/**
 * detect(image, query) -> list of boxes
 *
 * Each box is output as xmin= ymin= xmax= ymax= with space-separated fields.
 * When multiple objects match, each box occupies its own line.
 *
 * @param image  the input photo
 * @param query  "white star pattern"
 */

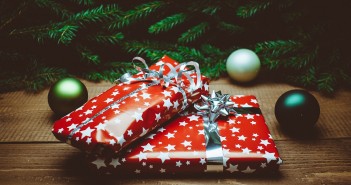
xmin=95 ymin=123 xmax=106 ymax=130
xmin=242 ymin=166 xmax=256 ymax=174
xmin=92 ymin=158 xmax=105 ymax=169
xmin=230 ymin=127 xmax=240 ymax=133
xmin=132 ymin=112 xmax=143 ymax=122
xmin=117 ymin=135 xmax=126 ymax=146
xmin=54 ymin=78 xmax=282 ymax=175
xmin=176 ymin=161 xmax=182 ymax=167
xmin=155 ymin=113 xmax=161 ymax=122
xmin=127 ymin=130 xmax=133 ymax=136
xmin=242 ymin=147 xmax=252 ymax=154
xmin=104 ymin=98 xmax=114 ymax=104
xmin=181 ymin=140 xmax=192 ymax=147
xmin=188 ymin=115 xmax=199 ymax=121
xmin=67 ymin=123 xmax=78 ymax=131
xmin=238 ymin=135 xmax=247 ymax=141
xmin=80 ymin=127 xmax=94 ymax=139
xmin=173 ymin=100 xmax=180 ymax=109
xmin=165 ymin=132 xmax=175 ymax=139
xmin=263 ymin=151 xmax=276 ymax=163
xmin=135 ymin=152 xmax=147 ymax=161
xmin=179 ymin=121 xmax=188 ymax=126
xmin=226 ymin=164 xmax=239 ymax=173
xmin=110 ymin=158 xmax=121 ymax=167
xmin=141 ymin=143 xmax=155 ymax=152
xmin=260 ymin=139 xmax=271 ymax=146
xmin=140 ymin=92 xmax=151 ymax=99
xmin=163 ymin=98 xmax=173 ymax=109
xmin=164 ymin=144 xmax=175 ymax=151
xmin=161 ymin=90 xmax=172 ymax=97
xmin=157 ymin=152 xmax=170 ymax=163
xmin=245 ymin=114 xmax=254 ymax=119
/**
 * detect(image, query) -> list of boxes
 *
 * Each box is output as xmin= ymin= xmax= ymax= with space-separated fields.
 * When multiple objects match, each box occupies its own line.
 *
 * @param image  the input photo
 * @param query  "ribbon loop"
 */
xmin=116 ymin=56 xmax=202 ymax=111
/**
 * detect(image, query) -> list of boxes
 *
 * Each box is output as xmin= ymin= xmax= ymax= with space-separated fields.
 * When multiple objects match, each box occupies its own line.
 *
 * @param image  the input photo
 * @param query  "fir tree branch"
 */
xmin=108 ymin=1 xmax=165 ymax=30
xmin=67 ymin=4 xmax=122 ymax=26
xmin=34 ymin=0 xmax=72 ymax=18
xmin=91 ymin=32 xmax=124 ymax=44
xmin=78 ymin=46 xmax=101 ymax=65
xmin=317 ymin=73 xmax=336 ymax=94
xmin=70 ymin=0 xmax=94 ymax=6
xmin=0 ymin=1 xmax=28 ymax=31
xmin=48 ymin=24 xmax=78 ymax=44
xmin=217 ymin=21 xmax=244 ymax=34
xmin=148 ymin=13 xmax=187 ymax=34
xmin=178 ymin=22 xmax=209 ymax=43
xmin=202 ymin=6 xmax=221 ymax=15
xmin=236 ymin=1 xmax=272 ymax=18
xmin=255 ymin=40 xmax=303 ymax=57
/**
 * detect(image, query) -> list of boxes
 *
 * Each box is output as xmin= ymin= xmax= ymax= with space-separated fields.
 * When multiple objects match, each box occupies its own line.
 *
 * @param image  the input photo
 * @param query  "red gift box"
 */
xmin=87 ymin=94 xmax=282 ymax=174
xmin=52 ymin=56 xmax=209 ymax=154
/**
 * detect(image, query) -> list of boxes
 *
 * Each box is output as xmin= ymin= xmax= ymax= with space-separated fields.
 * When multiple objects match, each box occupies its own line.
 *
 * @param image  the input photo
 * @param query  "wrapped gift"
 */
xmin=87 ymin=92 xmax=282 ymax=174
xmin=52 ymin=55 xmax=209 ymax=154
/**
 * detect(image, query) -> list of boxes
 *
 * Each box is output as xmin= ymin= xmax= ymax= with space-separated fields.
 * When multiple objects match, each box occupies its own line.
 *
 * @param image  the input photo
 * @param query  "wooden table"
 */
xmin=1 ymin=78 xmax=350 ymax=185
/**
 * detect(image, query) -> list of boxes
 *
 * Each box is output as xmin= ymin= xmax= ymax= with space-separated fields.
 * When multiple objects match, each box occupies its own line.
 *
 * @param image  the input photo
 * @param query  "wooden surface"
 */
xmin=1 ymin=78 xmax=351 ymax=185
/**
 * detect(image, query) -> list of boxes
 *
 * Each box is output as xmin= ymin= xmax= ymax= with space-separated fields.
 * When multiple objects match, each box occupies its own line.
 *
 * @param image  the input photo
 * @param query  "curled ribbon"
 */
xmin=194 ymin=91 xmax=237 ymax=146
xmin=117 ymin=57 xmax=202 ymax=92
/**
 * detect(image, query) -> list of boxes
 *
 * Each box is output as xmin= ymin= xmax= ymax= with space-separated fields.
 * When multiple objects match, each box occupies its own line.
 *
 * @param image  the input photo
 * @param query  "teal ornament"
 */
xmin=226 ymin=49 xmax=261 ymax=82
xmin=48 ymin=77 xmax=88 ymax=116
xmin=275 ymin=89 xmax=320 ymax=131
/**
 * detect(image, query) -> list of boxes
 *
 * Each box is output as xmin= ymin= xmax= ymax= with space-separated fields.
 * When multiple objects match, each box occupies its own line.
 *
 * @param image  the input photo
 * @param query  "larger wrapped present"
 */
xmin=87 ymin=92 xmax=282 ymax=174
xmin=52 ymin=55 xmax=209 ymax=154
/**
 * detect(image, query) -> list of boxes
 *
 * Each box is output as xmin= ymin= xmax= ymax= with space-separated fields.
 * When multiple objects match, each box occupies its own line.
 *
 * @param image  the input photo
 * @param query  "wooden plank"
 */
xmin=1 ymin=78 xmax=351 ymax=142
xmin=0 ymin=140 xmax=350 ymax=185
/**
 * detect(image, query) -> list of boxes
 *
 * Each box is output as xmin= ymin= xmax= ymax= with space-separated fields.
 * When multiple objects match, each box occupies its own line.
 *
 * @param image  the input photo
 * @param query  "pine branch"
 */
xmin=48 ymin=24 xmax=78 ymax=45
xmin=236 ymin=1 xmax=272 ymax=18
xmin=91 ymin=32 xmax=124 ymax=44
xmin=255 ymin=40 xmax=303 ymax=57
xmin=148 ymin=13 xmax=187 ymax=34
xmin=317 ymin=73 xmax=336 ymax=94
xmin=109 ymin=1 xmax=165 ymax=30
xmin=67 ymin=4 xmax=122 ymax=26
xmin=79 ymin=46 xmax=101 ymax=65
xmin=178 ymin=46 xmax=205 ymax=61
xmin=34 ymin=0 xmax=72 ymax=18
xmin=178 ymin=22 xmax=209 ymax=43
xmin=217 ymin=21 xmax=244 ymax=34
xmin=70 ymin=0 xmax=94 ymax=6
xmin=0 ymin=1 xmax=28 ymax=31
xmin=202 ymin=6 xmax=220 ymax=15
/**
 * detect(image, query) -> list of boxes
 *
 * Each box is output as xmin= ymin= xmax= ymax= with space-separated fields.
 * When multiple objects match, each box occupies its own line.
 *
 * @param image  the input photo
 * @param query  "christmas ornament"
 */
xmin=275 ymin=89 xmax=320 ymax=131
xmin=226 ymin=49 xmax=261 ymax=82
xmin=48 ymin=77 xmax=88 ymax=116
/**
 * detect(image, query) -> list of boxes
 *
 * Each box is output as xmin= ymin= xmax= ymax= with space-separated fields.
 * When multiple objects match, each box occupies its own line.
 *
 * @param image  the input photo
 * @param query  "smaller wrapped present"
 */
xmin=52 ymin=55 xmax=209 ymax=155
xmin=87 ymin=92 xmax=282 ymax=175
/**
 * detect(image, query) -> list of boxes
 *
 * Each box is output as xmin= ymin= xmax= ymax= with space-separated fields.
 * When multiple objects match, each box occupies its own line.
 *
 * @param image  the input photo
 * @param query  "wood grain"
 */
xmin=0 ymin=78 xmax=351 ymax=184
xmin=0 ymin=140 xmax=350 ymax=185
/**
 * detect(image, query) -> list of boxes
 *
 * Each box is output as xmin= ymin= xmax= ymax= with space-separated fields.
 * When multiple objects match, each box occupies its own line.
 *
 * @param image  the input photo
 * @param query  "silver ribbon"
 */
xmin=67 ymin=57 xmax=202 ymax=143
xmin=194 ymin=91 xmax=236 ymax=171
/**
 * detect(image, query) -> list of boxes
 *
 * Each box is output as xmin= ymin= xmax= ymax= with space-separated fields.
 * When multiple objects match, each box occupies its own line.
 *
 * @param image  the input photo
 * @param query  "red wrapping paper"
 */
xmin=52 ymin=55 xmax=209 ymax=154
xmin=87 ymin=95 xmax=282 ymax=174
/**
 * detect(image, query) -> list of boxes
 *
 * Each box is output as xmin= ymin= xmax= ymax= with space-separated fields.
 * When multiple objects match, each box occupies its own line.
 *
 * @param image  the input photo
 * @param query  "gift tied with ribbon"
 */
xmin=195 ymin=91 xmax=262 ymax=172
xmin=117 ymin=57 xmax=202 ymax=111
xmin=64 ymin=56 xmax=205 ymax=154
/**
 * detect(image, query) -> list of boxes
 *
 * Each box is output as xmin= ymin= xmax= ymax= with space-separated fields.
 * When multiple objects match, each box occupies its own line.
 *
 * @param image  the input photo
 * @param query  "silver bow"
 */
xmin=117 ymin=57 xmax=201 ymax=92
xmin=194 ymin=91 xmax=236 ymax=146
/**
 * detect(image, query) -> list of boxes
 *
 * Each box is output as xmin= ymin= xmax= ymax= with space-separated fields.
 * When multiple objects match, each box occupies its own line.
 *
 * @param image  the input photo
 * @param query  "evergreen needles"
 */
xmin=0 ymin=0 xmax=350 ymax=94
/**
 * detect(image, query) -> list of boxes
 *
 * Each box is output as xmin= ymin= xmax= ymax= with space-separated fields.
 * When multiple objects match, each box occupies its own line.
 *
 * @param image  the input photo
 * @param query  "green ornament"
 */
xmin=48 ymin=77 xmax=88 ymax=116
xmin=275 ymin=89 xmax=320 ymax=132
